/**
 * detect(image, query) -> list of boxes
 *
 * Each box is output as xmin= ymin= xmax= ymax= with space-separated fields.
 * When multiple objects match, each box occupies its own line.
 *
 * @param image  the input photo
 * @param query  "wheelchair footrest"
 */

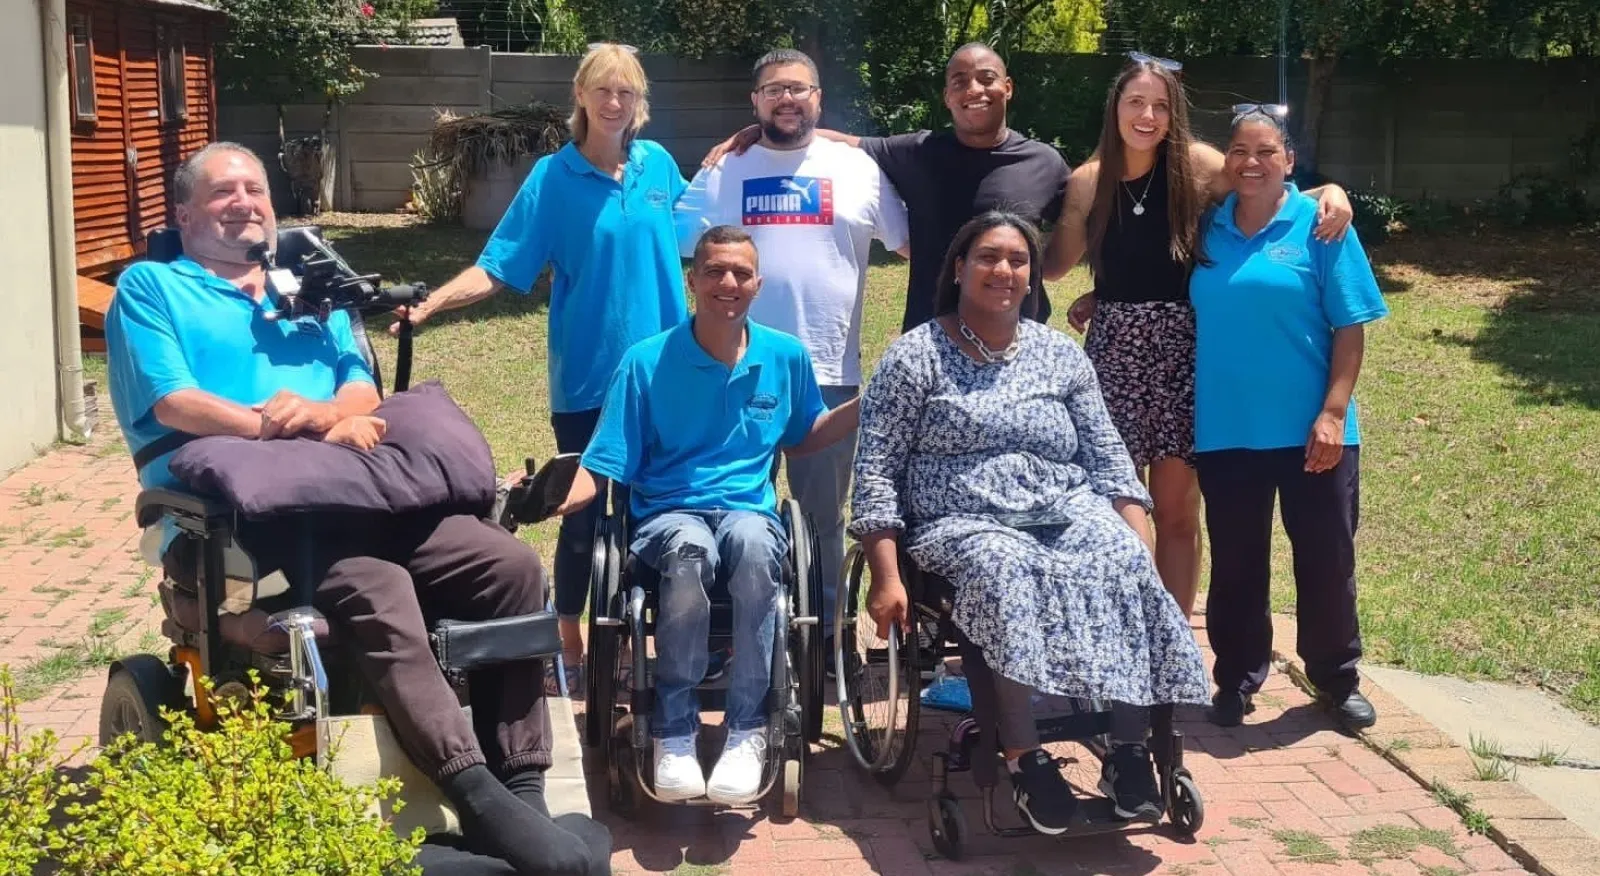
xmin=430 ymin=611 xmax=561 ymax=675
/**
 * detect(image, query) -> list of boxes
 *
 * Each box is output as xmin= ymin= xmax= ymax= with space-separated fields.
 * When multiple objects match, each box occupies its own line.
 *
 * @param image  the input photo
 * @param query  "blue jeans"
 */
xmin=550 ymin=409 xmax=629 ymax=621
xmin=630 ymin=510 xmax=786 ymax=739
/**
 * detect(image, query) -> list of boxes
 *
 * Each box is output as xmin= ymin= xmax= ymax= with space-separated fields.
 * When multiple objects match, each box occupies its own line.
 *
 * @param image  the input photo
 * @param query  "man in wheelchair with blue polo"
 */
xmin=103 ymin=141 xmax=610 ymax=876
xmin=554 ymin=225 xmax=857 ymax=805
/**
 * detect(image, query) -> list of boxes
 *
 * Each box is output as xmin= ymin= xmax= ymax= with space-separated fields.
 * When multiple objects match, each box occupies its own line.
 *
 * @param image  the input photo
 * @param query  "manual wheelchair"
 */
xmin=832 ymin=542 xmax=1205 ymax=860
xmin=579 ymin=481 xmax=827 ymax=819
xmin=97 ymin=226 xmax=576 ymax=834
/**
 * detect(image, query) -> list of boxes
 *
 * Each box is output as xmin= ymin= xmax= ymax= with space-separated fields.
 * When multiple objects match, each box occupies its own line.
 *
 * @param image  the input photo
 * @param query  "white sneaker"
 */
xmin=652 ymin=734 xmax=705 ymax=801
xmin=706 ymin=727 xmax=768 ymax=805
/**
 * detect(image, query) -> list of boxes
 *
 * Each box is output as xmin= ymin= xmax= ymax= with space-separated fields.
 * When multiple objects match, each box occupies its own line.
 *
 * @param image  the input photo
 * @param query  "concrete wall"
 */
xmin=220 ymin=47 xmax=1599 ymax=213
xmin=0 ymin=0 xmax=64 ymax=473
xmin=220 ymin=47 xmax=756 ymax=213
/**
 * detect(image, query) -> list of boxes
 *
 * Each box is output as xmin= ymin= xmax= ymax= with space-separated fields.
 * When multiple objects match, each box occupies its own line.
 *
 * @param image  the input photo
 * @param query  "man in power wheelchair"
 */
xmin=98 ymin=141 xmax=610 ymax=876
xmin=553 ymin=226 xmax=848 ymax=814
xmin=834 ymin=211 xmax=1210 ymax=857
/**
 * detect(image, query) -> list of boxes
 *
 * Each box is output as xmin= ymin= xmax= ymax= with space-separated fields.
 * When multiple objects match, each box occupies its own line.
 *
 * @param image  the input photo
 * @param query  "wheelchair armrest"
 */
xmin=429 ymin=611 xmax=562 ymax=675
xmin=135 ymin=488 xmax=232 ymax=532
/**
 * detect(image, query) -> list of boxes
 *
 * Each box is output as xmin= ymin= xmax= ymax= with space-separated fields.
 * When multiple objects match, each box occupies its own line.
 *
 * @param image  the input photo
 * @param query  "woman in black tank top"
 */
xmin=1041 ymin=55 xmax=1354 ymax=625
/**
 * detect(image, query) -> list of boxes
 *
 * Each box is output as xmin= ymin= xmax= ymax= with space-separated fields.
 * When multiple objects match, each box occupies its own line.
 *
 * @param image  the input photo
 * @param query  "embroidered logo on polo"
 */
xmin=745 ymin=392 xmax=780 ymax=421
xmin=742 ymin=176 xmax=833 ymax=226
xmin=1264 ymin=241 xmax=1307 ymax=264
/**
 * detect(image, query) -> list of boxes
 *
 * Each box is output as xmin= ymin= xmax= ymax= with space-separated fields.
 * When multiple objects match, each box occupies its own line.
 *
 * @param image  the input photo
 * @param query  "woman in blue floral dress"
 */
xmin=849 ymin=211 xmax=1208 ymax=834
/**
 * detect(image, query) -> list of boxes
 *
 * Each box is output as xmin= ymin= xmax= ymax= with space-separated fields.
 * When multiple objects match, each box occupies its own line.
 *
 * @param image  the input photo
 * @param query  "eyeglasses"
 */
xmin=1128 ymin=51 xmax=1182 ymax=72
xmin=755 ymin=83 xmax=819 ymax=100
xmin=587 ymin=42 xmax=639 ymax=55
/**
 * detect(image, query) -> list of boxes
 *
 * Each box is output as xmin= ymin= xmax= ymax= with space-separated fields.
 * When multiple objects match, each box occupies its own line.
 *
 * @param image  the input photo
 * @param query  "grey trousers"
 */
xmin=781 ymin=384 xmax=857 ymax=634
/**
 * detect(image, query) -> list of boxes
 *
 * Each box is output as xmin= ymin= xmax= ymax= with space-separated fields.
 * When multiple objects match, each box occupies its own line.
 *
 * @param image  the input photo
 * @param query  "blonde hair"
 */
xmin=569 ymin=43 xmax=651 ymax=146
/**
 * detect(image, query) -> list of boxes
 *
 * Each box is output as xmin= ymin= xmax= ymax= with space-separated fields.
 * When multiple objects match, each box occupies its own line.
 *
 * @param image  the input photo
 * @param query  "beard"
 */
xmin=761 ymin=113 xmax=816 ymax=147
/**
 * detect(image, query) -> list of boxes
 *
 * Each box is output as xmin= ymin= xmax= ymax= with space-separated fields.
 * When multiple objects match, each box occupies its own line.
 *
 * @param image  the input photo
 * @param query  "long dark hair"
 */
xmin=1085 ymin=58 xmax=1206 ymax=278
xmin=933 ymin=211 xmax=1047 ymax=320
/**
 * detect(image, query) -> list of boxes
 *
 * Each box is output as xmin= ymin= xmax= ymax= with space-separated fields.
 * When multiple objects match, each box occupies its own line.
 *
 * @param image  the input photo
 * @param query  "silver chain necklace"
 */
xmin=1122 ymin=167 xmax=1156 ymax=216
xmin=957 ymin=317 xmax=1020 ymax=364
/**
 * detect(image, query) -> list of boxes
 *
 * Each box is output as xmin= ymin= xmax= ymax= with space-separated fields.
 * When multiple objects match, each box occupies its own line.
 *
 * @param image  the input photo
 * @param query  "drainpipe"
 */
xmin=39 ymin=0 xmax=92 ymax=441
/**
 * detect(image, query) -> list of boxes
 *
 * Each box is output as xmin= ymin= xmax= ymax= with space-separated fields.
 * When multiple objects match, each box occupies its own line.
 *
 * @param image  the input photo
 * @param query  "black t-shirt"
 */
xmin=1094 ymin=150 xmax=1192 ymax=304
xmin=861 ymin=129 xmax=1070 ymax=331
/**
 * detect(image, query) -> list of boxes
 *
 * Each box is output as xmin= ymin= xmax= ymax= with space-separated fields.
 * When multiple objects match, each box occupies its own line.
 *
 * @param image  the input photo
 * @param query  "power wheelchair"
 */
xmin=97 ymin=226 xmax=577 ymax=833
xmin=833 ymin=542 xmax=1205 ymax=860
xmin=580 ymin=481 xmax=827 ymax=819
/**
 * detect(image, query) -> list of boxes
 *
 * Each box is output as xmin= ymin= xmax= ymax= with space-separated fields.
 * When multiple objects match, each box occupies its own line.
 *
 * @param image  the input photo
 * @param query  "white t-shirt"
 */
xmin=674 ymin=139 xmax=910 ymax=387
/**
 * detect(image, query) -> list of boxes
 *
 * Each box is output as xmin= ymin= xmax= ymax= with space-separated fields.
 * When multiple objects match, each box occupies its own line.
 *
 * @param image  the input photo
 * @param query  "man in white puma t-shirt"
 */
xmin=675 ymin=48 xmax=909 ymax=638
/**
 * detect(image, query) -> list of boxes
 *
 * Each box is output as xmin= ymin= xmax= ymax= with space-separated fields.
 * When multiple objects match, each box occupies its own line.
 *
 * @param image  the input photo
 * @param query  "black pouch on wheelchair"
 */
xmin=429 ymin=612 xmax=563 ymax=677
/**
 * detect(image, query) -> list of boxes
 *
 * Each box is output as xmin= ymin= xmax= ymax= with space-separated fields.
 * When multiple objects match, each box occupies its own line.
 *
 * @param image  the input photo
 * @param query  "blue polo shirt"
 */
xmin=104 ymin=256 xmax=375 ymax=492
xmin=1190 ymin=184 xmax=1389 ymax=453
xmin=581 ymin=320 xmax=828 ymax=523
xmin=477 ymin=139 xmax=691 ymax=414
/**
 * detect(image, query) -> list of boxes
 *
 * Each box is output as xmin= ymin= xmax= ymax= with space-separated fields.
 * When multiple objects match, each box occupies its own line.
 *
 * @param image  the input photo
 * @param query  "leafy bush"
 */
xmin=49 ymin=676 xmax=426 ymax=876
xmin=1347 ymin=189 xmax=1404 ymax=246
xmin=1492 ymin=172 xmax=1594 ymax=228
xmin=0 ymin=666 xmax=80 ymax=876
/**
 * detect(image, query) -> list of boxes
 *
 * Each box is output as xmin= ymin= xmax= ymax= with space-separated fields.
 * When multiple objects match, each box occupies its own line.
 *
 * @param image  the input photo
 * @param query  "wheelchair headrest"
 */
xmin=144 ymin=225 xmax=327 ymax=264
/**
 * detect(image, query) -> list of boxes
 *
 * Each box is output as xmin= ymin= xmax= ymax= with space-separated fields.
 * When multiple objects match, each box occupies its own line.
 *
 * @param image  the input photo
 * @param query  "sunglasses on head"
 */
xmin=1128 ymin=51 xmax=1183 ymax=72
xmin=587 ymin=42 xmax=640 ymax=55
xmin=1232 ymin=102 xmax=1290 ymax=121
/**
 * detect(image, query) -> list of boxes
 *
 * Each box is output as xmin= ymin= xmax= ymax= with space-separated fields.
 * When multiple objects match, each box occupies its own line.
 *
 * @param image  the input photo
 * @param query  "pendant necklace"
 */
xmin=1123 ymin=167 xmax=1156 ymax=216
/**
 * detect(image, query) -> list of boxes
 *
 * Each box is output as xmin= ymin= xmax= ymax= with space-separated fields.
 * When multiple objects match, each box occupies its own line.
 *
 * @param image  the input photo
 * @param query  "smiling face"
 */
xmin=1116 ymin=70 xmax=1172 ymax=155
xmin=956 ymin=225 xmax=1033 ymax=318
xmin=577 ymin=75 xmax=639 ymax=144
xmin=1225 ymin=119 xmax=1294 ymax=200
xmin=174 ymin=149 xmax=275 ymax=265
xmin=690 ymin=240 xmax=762 ymax=324
xmin=752 ymin=62 xmax=820 ymax=147
xmin=943 ymin=46 xmax=1012 ymax=139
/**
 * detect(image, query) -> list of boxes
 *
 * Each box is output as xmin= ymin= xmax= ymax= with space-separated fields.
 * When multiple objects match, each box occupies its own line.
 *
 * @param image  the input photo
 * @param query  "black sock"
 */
xmin=552 ymin=813 xmax=613 ymax=876
xmin=501 ymin=764 xmax=549 ymax=818
xmin=441 ymin=764 xmax=591 ymax=876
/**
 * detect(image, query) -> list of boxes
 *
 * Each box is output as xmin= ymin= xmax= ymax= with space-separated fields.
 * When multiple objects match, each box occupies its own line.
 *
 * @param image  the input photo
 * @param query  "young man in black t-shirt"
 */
xmin=707 ymin=43 xmax=1070 ymax=332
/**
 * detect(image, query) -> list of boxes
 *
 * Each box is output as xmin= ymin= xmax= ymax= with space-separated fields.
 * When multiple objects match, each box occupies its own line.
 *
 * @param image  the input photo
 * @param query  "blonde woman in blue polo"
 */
xmin=409 ymin=44 xmax=690 ymax=681
xmin=1189 ymin=107 xmax=1389 ymax=732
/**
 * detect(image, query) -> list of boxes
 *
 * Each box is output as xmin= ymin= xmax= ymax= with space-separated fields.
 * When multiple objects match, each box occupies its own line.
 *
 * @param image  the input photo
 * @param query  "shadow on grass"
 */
xmin=1373 ymin=228 xmax=1600 ymax=410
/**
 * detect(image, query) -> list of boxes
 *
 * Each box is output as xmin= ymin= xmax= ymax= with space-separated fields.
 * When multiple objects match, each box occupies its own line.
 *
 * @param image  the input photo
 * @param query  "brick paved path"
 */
xmin=1 ymin=434 xmax=1535 ymax=876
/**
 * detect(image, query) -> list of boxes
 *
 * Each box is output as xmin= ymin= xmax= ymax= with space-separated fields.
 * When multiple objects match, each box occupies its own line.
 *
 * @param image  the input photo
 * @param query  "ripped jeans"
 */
xmin=630 ymin=510 xmax=786 ymax=739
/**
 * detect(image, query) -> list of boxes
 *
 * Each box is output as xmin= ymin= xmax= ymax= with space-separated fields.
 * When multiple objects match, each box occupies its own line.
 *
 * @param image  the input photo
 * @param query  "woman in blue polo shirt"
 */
xmin=1189 ymin=107 xmax=1389 ymax=732
xmin=404 ymin=43 xmax=690 ymax=680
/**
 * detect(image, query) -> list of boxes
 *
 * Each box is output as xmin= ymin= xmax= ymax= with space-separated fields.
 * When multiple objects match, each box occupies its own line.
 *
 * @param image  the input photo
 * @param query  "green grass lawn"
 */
xmin=320 ymin=214 xmax=1600 ymax=720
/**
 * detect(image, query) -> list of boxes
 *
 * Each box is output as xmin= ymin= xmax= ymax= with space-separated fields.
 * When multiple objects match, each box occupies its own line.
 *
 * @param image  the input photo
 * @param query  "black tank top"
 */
xmin=1092 ymin=152 xmax=1191 ymax=304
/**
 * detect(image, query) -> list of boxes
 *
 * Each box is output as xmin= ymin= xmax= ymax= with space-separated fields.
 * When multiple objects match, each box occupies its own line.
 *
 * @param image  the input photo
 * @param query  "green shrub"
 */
xmin=1348 ymin=189 xmax=1404 ymax=246
xmin=50 ymin=676 xmax=426 ymax=876
xmin=0 ymin=666 xmax=80 ymax=876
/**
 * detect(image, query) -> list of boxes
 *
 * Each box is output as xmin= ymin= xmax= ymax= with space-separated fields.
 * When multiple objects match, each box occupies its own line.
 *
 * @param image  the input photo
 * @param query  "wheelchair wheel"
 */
xmin=584 ymin=517 xmax=623 ymax=750
xmin=1170 ymin=772 xmax=1204 ymax=836
xmin=928 ymin=795 xmax=968 ymax=861
xmin=99 ymin=655 xmax=182 ymax=746
xmin=781 ymin=499 xmax=825 ymax=745
xmin=834 ymin=544 xmax=920 ymax=785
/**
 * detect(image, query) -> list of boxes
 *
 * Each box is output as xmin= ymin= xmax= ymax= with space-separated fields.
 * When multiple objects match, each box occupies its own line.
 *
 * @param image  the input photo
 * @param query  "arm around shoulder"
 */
xmin=1044 ymin=161 xmax=1097 ymax=280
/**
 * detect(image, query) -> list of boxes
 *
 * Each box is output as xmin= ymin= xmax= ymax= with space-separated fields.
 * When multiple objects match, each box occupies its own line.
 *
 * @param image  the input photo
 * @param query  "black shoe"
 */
xmin=1099 ymin=743 xmax=1163 ymax=823
xmin=1009 ymin=748 xmax=1078 ymax=835
xmin=703 ymin=646 xmax=732 ymax=683
xmin=1206 ymin=690 xmax=1255 ymax=727
xmin=1325 ymin=690 xmax=1377 ymax=729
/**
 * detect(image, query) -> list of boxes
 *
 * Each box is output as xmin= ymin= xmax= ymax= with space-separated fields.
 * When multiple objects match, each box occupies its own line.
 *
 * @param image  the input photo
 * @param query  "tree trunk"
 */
xmin=1299 ymin=54 xmax=1337 ymax=181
